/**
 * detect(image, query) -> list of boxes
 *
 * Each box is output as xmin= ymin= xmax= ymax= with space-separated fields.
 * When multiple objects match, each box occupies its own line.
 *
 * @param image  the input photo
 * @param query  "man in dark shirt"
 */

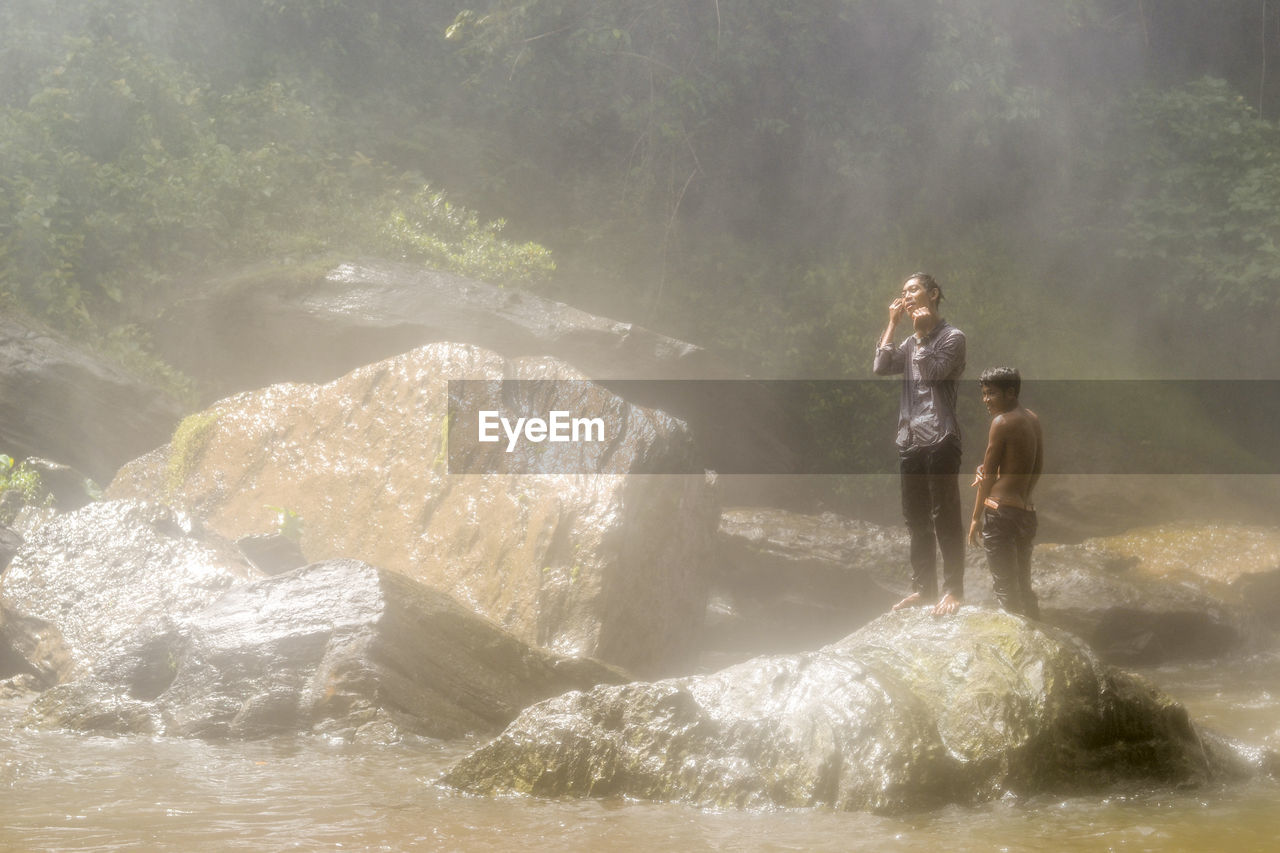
xmin=873 ymin=273 xmax=967 ymax=616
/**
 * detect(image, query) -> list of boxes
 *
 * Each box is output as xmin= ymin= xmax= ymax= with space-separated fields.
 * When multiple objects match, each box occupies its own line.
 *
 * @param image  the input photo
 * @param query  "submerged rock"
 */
xmin=108 ymin=343 xmax=718 ymax=675
xmin=0 ymin=314 xmax=182 ymax=483
xmin=24 ymin=559 xmax=626 ymax=740
xmin=443 ymin=609 xmax=1259 ymax=813
xmin=0 ymin=500 xmax=259 ymax=685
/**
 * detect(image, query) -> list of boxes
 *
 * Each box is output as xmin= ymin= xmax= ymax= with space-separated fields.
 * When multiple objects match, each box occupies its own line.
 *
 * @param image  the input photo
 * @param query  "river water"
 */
xmin=1 ymin=650 xmax=1277 ymax=853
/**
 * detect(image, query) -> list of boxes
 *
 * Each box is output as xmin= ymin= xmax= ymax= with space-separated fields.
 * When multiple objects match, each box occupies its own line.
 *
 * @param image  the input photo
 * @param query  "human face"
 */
xmin=981 ymin=384 xmax=1016 ymax=415
xmin=901 ymin=278 xmax=935 ymax=313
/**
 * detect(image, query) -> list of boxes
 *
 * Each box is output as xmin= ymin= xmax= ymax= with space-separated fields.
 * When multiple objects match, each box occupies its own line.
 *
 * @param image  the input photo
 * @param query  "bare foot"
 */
xmin=932 ymin=592 xmax=961 ymax=616
xmin=892 ymin=591 xmax=931 ymax=611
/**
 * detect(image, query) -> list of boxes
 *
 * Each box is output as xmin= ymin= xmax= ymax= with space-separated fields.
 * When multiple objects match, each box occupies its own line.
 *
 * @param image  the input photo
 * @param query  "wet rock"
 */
xmin=1031 ymin=476 xmax=1280 ymax=544
xmin=24 ymin=559 xmax=628 ymax=740
xmin=988 ymin=544 xmax=1266 ymax=665
xmin=961 ymin=524 xmax=1279 ymax=664
xmin=19 ymin=457 xmax=97 ymax=512
xmin=0 ymin=526 xmax=20 ymax=572
xmin=0 ymin=672 xmax=43 ymax=699
xmin=0 ymin=604 xmax=42 ymax=683
xmin=1066 ymin=524 xmax=1280 ymax=631
xmin=0 ymin=457 xmax=97 ymax=526
xmin=443 ymin=609 xmax=1258 ymax=812
xmin=0 ymin=314 xmax=183 ymax=483
xmin=0 ymin=500 xmax=259 ymax=685
xmin=1234 ymin=569 xmax=1280 ymax=628
xmin=108 ymin=343 xmax=718 ymax=675
xmin=703 ymin=508 xmax=901 ymax=665
xmin=236 ymin=533 xmax=307 ymax=576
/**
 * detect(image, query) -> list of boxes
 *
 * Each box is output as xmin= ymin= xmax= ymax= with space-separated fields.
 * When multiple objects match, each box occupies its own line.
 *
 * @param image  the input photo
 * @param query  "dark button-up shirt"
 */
xmin=873 ymin=320 xmax=966 ymax=450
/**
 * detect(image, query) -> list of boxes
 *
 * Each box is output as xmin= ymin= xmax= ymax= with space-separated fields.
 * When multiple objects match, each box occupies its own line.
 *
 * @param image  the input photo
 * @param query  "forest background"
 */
xmin=2 ymin=0 xmax=1278 ymax=486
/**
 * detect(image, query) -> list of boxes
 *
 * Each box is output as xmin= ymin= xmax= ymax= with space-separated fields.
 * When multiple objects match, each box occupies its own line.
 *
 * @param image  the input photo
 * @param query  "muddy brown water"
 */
xmin=1 ymin=649 xmax=1277 ymax=852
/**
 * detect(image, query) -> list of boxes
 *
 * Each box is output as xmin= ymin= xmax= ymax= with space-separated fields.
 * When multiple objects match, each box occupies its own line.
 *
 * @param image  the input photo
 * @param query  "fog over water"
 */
xmin=2 ymin=2 xmax=1279 ymax=851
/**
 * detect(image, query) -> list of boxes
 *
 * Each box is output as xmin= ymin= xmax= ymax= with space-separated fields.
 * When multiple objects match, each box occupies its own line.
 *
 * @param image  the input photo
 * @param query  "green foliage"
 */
xmin=265 ymin=504 xmax=305 ymax=543
xmin=379 ymin=187 xmax=554 ymax=287
xmin=0 ymin=455 xmax=47 ymax=524
xmin=1110 ymin=78 xmax=1280 ymax=312
xmin=1064 ymin=77 xmax=1280 ymax=373
xmin=2 ymin=0 xmax=1277 ymax=395
xmin=165 ymin=411 xmax=219 ymax=494
xmin=0 ymin=3 xmax=553 ymax=366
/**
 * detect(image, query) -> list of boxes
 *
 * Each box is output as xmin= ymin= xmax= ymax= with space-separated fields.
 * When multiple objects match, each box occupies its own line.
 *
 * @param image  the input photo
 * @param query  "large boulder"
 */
xmin=991 ymin=543 xmax=1269 ymax=665
xmin=108 ymin=343 xmax=719 ymax=675
xmin=1068 ymin=524 xmax=1280 ymax=628
xmin=0 ymin=314 xmax=183 ymax=483
xmin=708 ymin=509 xmax=1267 ymax=667
xmin=0 ymin=500 xmax=259 ymax=685
xmin=1030 ymin=475 xmax=1280 ymax=545
xmin=443 ymin=608 xmax=1266 ymax=813
xmin=23 ymin=559 xmax=626 ymax=740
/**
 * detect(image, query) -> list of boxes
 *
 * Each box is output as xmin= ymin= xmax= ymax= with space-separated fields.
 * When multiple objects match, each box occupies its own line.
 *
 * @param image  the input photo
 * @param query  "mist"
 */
xmin=5 ymin=2 xmax=1280 ymax=849
xmin=0 ymin=0 xmax=1275 ymax=384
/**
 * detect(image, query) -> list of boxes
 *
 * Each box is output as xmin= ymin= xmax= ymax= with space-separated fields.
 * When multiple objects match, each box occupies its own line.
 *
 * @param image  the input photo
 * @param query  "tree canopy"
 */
xmin=1 ymin=0 xmax=1277 ymax=381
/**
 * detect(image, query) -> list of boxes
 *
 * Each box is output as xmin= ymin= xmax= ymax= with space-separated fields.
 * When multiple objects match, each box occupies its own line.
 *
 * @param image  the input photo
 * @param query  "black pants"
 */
xmin=899 ymin=437 xmax=964 ymax=600
xmin=982 ymin=504 xmax=1038 ymax=618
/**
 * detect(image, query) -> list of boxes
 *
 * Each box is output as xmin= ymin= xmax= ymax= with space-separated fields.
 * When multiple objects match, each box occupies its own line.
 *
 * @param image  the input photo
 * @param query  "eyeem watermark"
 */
xmin=478 ymin=410 xmax=606 ymax=452
xmin=449 ymin=378 xmax=1280 ymax=474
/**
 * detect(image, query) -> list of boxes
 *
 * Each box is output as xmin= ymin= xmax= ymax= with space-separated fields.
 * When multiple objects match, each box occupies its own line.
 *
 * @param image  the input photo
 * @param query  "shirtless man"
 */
xmin=969 ymin=367 xmax=1043 ymax=618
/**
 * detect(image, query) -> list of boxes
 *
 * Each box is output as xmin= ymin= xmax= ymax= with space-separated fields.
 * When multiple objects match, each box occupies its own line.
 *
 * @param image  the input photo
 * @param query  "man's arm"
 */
xmin=873 ymin=298 xmax=908 ymax=375
xmin=1028 ymin=411 xmax=1044 ymax=499
xmin=969 ymin=417 xmax=1005 ymax=545
xmin=913 ymin=328 xmax=965 ymax=380
xmin=874 ymin=340 xmax=906 ymax=375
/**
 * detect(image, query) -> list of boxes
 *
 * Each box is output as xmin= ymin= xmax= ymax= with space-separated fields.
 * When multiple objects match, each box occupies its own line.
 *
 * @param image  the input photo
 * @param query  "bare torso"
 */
xmin=988 ymin=407 xmax=1042 ymax=508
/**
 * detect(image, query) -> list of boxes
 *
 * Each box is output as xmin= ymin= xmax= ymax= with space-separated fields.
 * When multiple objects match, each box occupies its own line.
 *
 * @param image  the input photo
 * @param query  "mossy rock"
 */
xmin=443 ymin=608 xmax=1266 ymax=813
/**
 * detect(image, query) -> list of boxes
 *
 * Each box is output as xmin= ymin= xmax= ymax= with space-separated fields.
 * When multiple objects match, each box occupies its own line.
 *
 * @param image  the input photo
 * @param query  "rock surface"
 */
xmin=0 ymin=526 xmax=19 ymax=572
xmin=992 ymin=543 xmax=1268 ymax=665
xmin=19 ymin=457 xmax=97 ymax=512
xmin=108 ymin=343 xmax=719 ymax=675
xmin=236 ymin=533 xmax=308 ymax=576
xmin=0 ymin=314 xmax=183 ymax=483
xmin=443 ymin=608 xmax=1260 ymax=812
xmin=1071 ymin=524 xmax=1280 ymax=630
xmin=1031 ymin=475 xmax=1280 ymax=544
xmin=24 ymin=559 xmax=627 ymax=740
xmin=0 ymin=500 xmax=259 ymax=685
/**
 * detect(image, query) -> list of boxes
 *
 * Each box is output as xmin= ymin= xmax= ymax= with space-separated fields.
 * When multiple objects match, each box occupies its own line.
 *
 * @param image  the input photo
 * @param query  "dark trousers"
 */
xmin=982 ymin=505 xmax=1038 ymax=618
xmin=899 ymin=437 xmax=964 ymax=600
